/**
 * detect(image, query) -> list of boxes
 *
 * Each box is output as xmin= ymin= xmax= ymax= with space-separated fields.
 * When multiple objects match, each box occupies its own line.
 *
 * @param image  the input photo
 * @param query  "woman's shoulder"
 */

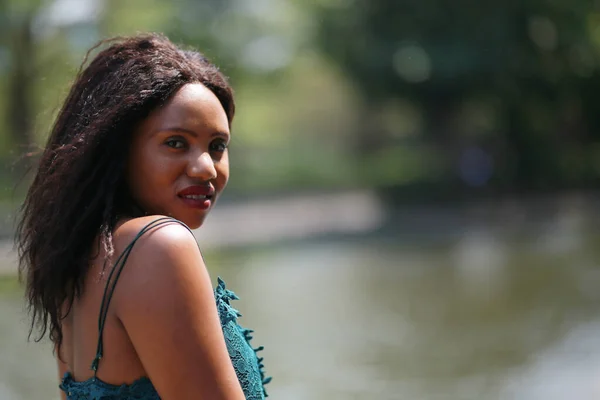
xmin=114 ymin=215 xmax=194 ymax=244
xmin=113 ymin=215 xmax=197 ymax=258
xmin=110 ymin=215 xmax=204 ymax=294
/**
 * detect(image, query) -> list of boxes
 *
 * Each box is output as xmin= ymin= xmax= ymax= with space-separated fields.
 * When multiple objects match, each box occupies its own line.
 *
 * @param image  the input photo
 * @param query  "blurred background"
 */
xmin=2 ymin=0 xmax=600 ymax=399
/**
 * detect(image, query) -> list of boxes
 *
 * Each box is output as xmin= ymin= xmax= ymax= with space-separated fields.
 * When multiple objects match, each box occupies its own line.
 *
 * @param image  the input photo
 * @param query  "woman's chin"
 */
xmin=186 ymin=221 xmax=203 ymax=230
xmin=178 ymin=213 xmax=206 ymax=230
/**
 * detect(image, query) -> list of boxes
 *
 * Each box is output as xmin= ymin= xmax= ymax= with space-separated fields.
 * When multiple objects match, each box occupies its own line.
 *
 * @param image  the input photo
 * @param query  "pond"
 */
xmin=2 ymin=198 xmax=600 ymax=400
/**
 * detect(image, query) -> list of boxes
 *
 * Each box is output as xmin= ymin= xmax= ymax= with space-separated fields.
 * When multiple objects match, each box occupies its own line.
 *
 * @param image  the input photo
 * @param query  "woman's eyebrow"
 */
xmin=155 ymin=127 xmax=230 ymax=139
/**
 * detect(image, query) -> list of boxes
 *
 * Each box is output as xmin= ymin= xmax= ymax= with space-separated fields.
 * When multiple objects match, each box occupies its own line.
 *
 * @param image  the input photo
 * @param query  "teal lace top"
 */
xmin=59 ymin=217 xmax=271 ymax=399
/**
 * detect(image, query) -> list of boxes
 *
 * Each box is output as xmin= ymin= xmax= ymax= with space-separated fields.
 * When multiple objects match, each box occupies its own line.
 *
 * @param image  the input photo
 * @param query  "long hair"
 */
xmin=15 ymin=33 xmax=235 ymax=349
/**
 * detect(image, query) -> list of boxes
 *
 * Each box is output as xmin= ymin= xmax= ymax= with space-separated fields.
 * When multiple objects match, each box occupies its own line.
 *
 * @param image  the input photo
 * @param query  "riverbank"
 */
xmin=0 ymin=190 xmax=385 ymax=276
xmin=2 ymin=189 xmax=600 ymax=277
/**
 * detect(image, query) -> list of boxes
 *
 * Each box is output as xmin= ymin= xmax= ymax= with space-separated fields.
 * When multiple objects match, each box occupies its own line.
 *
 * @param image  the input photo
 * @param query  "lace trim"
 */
xmin=215 ymin=277 xmax=272 ymax=398
xmin=60 ymin=372 xmax=159 ymax=399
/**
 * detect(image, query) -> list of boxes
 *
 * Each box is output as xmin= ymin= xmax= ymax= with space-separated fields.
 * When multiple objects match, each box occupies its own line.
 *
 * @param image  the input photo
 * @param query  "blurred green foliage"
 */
xmin=1 ymin=0 xmax=600 ymax=204
xmin=0 ymin=274 xmax=20 ymax=295
xmin=313 ymin=0 xmax=600 ymax=198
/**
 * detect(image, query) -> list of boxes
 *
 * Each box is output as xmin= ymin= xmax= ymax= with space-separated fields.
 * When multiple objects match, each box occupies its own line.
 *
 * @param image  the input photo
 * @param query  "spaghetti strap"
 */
xmin=90 ymin=217 xmax=193 ymax=374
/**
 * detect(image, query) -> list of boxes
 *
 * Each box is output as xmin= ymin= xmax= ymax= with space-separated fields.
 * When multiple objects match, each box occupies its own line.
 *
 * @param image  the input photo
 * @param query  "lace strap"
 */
xmin=91 ymin=217 xmax=193 ymax=374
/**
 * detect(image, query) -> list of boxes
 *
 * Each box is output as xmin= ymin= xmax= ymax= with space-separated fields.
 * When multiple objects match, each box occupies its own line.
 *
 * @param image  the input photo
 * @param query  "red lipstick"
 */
xmin=177 ymin=185 xmax=215 ymax=210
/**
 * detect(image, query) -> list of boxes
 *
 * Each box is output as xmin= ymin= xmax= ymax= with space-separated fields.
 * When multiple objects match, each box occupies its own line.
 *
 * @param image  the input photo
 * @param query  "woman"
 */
xmin=15 ymin=33 xmax=270 ymax=399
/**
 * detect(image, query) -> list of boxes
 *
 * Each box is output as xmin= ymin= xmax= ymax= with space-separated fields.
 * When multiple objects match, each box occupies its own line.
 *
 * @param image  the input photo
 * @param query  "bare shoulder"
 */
xmin=110 ymin=215 xmax=207 ymax=309
xmin=113 ymin=215 xmax=196 ymax=252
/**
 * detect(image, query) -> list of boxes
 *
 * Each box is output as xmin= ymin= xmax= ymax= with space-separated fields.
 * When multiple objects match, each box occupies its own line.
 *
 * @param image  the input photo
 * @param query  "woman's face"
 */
xmin=127 ymin=83 xmax=230 ymax=229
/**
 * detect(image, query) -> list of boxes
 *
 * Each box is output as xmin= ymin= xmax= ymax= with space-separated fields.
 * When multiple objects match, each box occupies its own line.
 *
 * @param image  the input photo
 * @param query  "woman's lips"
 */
xmin=177 ymin=185 xmax=215 ymax=210
xmin=179 ymin=194 xmax=211 ymax=210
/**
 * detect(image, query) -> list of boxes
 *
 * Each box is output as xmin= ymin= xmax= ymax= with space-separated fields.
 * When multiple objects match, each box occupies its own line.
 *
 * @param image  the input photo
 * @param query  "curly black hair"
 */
xmin=15 ymin=33 xmax=235 ymax=350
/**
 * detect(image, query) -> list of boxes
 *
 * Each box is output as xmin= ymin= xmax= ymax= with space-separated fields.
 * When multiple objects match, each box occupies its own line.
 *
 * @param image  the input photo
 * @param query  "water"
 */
xmin=2 ymin=199 xmax=600 ymax=400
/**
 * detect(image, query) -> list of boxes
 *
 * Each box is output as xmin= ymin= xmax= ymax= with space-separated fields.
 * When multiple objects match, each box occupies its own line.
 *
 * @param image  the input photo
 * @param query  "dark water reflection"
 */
xmin=2 ymin=199 xmax=600 ymax=399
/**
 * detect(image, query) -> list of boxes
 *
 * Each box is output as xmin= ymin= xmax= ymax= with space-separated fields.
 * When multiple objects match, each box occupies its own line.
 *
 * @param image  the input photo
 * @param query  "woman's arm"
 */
xmin=113 ymin=220 xmax=245 ymax=399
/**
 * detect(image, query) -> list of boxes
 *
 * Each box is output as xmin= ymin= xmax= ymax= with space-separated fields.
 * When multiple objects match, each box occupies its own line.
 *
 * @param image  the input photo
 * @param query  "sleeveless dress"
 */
xmin=59 ymin=217 xmax=271 ymax=399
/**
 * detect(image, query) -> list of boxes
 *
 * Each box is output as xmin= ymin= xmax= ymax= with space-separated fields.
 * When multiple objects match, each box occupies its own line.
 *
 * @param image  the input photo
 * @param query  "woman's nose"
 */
xmin=186 ymin=152 xmax=217 ymax=181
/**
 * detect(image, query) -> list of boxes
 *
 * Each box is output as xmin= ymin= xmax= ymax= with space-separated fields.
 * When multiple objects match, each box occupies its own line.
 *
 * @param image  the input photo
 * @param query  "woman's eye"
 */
xmin=165 ymin=138 xmax=187 ymax=149
xmin=210 ymin=140 xmax=228 ymax=152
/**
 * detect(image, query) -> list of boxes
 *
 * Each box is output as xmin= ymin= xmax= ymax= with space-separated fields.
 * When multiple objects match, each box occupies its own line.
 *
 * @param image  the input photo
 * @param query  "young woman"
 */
xmin=15 ymin=34 xmax=270 ymax=399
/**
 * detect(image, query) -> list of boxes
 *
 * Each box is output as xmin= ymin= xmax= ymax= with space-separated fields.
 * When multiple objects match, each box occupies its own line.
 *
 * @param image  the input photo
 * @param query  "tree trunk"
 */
xmin=8 ymin=12 xmax=35 ymax=152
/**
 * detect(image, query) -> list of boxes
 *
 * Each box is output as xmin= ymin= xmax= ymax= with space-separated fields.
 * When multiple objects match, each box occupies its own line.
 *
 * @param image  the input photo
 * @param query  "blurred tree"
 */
xmin=312 ymin=0 xmax=600 ymax=195
xmin=1 ymin=0 xmax=40 ymax=156
xmin=4 ymin=0 xmax=600 ymax=199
